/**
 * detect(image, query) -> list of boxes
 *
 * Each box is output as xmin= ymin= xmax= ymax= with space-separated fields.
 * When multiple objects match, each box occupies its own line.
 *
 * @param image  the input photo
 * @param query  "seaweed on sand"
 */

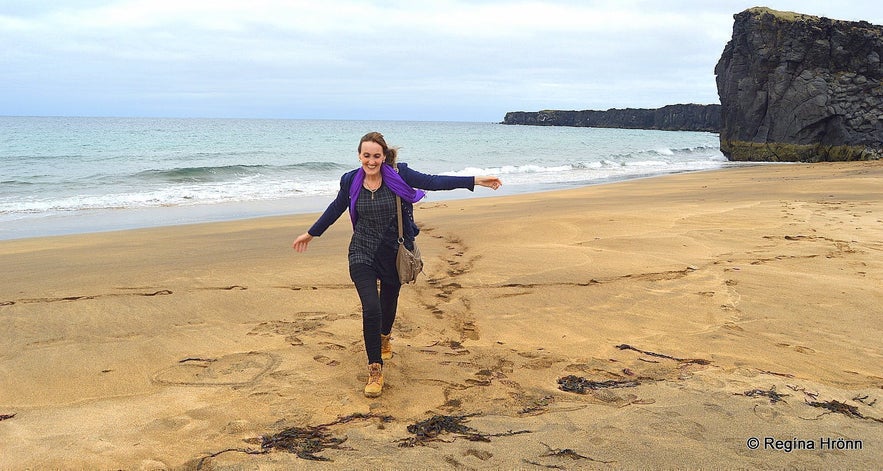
xmin=521 ymin=442 xmax=616 ymax=468
xmin=397 ymin=413 xmax=531 ymax=447
xmin=805 ymin=399 xmax=883 ymax=423
xmin=737 ymin=386 xmax=790 ymax=404
xmin=853 ymin=394 xmax=878 ymax=407
xmin=557 ymin=375 xmax=640 ymax=394
xmin=615 ymin=344 xmax=710 ymax=365
xmin=193 ymin=412 xmax=393 ymax=468
xmin=260 ymin=412 xmax=395 ymax=460
xmin=259 ymin=424 xmax=348 ymax=461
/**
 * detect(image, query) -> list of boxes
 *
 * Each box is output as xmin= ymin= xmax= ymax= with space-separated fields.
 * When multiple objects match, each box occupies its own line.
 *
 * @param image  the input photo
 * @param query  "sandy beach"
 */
xmin=1 ymin=161 xmax=881 ymax=469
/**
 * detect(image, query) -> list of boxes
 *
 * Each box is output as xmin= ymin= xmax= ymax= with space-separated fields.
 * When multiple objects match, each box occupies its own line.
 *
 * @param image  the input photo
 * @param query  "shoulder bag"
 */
xmin=395 ymin=195 xmax=423 ymax=284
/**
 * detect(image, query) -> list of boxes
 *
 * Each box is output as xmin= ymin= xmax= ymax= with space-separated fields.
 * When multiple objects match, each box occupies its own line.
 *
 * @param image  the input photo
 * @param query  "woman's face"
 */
xmin=359 ymin=141 xmax=384 ymax=177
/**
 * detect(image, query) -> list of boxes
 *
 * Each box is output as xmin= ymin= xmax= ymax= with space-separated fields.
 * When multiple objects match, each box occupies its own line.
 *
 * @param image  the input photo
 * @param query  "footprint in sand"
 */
xmin=319 ymin=342 xmax=346 ymax=351
xmin=722 ymin=322 xmax=745 ymax=332
xmin=776 ymin=343 xmax=816 ymax=354
xmin=313 ymin=354 xmax=340 ymax=366
xmin=151 ymin=352 xmax=277 ymax=386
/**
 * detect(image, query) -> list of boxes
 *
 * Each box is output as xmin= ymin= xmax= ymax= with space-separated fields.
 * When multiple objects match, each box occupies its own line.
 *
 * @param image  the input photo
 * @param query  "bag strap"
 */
xmin=393 ymin=163 xmax=405 ymax=245
xmin=395 ymin=195 xmax=405 ymax=245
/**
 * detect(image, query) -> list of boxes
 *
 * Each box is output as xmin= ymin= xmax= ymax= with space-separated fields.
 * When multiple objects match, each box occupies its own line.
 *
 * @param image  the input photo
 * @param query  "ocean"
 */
xmin=1 ymin=117 xmax=734 ymax=240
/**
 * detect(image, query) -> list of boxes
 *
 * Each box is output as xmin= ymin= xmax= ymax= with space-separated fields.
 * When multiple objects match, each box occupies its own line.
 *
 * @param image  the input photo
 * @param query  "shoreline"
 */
xmin=1 ymin=160 xmax=880 ymax=469
xmin=1 ymin=164 xmax=753 ymax=242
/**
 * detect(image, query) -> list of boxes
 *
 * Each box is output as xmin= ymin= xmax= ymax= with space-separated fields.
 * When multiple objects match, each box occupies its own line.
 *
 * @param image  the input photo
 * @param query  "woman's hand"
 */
xmin=292 ymin=233 xmax=314 ymax=253
xmin=475 ymin=176 xmax=502 ymax=190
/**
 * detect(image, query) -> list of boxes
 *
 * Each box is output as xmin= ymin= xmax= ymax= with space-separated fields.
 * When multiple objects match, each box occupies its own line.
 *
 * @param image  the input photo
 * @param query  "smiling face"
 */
xmin=358 ymin=141 xmax=385 ymax=177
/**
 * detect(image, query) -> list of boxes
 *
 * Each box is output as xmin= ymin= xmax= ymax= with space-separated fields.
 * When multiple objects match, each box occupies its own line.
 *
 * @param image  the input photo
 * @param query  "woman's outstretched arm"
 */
xmin=399 ymin=163 xmax=501 ymax=192
xmin=474 ymin=176 xmax=502 ymax=190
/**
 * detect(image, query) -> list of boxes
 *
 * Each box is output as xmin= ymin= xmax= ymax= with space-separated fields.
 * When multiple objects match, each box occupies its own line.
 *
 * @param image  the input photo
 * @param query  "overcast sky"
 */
xmin=2 ymin=1 xmax=881 ymax=122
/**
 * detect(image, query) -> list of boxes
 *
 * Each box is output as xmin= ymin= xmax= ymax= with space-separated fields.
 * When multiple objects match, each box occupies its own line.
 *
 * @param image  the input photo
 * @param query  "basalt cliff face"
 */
xmin=502 ymin=104 xmax=721 ymax=132
xmin=715 ymin=7 xmax=883 ymax=162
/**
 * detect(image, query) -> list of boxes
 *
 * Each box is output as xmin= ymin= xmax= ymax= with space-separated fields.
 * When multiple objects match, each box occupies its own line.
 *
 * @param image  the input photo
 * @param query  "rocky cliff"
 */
xmin=715 ymin=7 xmax=883 ymax=162
xmin=502 ymin=104 xmax=721 ymax=132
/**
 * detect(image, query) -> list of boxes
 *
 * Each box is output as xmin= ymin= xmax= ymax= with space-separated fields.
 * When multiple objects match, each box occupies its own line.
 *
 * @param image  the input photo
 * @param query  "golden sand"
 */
xmin=1 ymin=161 xmax=881 ymax=469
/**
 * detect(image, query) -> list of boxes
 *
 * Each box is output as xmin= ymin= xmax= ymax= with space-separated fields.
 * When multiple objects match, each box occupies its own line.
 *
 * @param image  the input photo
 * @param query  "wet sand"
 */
xmin=1 ymin=161 xmax=881 ymax=469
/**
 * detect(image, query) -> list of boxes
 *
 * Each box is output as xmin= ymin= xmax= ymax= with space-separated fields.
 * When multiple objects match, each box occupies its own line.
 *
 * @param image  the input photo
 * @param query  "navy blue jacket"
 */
xmin=307 ymin=163 xmax=475 ymax=243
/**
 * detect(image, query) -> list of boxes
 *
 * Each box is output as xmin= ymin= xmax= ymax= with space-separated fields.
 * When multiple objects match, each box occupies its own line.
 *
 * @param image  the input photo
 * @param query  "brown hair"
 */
xmin=358 ymin=131 xmax=398 ymax=165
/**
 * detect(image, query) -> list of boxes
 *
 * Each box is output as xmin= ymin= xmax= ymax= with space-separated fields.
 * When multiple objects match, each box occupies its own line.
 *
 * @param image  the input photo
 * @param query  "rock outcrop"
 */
xmin=502 ymin=104 xmax=721 ymax=132
xmin=715 ymin=7 xmax=883 ymax=162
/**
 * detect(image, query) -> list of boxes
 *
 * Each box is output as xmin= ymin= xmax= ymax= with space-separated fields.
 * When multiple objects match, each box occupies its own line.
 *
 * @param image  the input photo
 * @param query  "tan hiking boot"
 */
xmin=380 ymin=334 xmax=393 ymax=360
xmin=364 ymin=363 xmax=383 ymax=398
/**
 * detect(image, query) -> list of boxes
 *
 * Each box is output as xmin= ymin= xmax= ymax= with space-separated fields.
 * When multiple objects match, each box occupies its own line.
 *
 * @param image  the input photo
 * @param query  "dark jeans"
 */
xmin=349 ymin=262 xmax=402 ymax=365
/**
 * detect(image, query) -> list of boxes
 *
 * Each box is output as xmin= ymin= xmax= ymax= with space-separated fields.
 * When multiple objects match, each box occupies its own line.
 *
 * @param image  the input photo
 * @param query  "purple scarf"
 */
xmin=349 ymin=163 xmax=426 ymax=227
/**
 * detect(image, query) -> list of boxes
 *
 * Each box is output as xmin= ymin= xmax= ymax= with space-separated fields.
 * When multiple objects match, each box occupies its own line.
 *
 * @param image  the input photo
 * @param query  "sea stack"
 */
xmin=715 ymin=7 xmax=883 ymax=162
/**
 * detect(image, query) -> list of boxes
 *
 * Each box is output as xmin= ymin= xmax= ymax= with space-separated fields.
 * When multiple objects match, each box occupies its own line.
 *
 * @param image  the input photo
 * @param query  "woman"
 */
xmin=292 ymin=132 xmax=502 ymax=398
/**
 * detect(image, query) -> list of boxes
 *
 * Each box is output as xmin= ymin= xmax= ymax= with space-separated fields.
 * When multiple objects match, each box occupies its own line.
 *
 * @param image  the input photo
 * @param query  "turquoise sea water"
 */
xmin=1 ymin=117 xmax=733 ymax=240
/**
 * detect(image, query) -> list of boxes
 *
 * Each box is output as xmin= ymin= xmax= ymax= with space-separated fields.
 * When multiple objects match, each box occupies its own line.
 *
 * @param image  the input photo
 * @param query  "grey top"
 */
xmin=348 ymin=184 xmax=398 ymax=267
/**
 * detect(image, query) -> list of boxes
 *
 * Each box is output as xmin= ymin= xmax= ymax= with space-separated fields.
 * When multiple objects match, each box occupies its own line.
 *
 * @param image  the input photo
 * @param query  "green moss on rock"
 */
xmin=722 ymin=139 xmax=881 ymax=162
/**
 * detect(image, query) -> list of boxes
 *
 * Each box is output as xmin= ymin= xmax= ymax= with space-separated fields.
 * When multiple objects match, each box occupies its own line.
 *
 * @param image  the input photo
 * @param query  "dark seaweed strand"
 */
xmin=539 ymin=442 xmax=617 ymax=464
xmin=195 ymin=448 xmax=267 ymax=470
xmin=853 ymin=394 xmax=878 ymax=407
xmin=557 ymin=375 xmax=640 ymax=394
xmin=195 ymin=412 xmax=393 ymax=467
xmin=261 ymin=413 xmax=394 ymax=460
xmin=260 ymin=425 xmax=348 ymax=461
xmin=399 ymin=413 xmax=530 ymax=447
xmin=737 ymin=387 xmax=790 ymax=404
xmin=615 ymin=344 xmax=710 ymax=365
xmin=522 ymin=458 xmax=566 ymax=469
xmin=806 ymin=399 xmax=883 ymax=423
